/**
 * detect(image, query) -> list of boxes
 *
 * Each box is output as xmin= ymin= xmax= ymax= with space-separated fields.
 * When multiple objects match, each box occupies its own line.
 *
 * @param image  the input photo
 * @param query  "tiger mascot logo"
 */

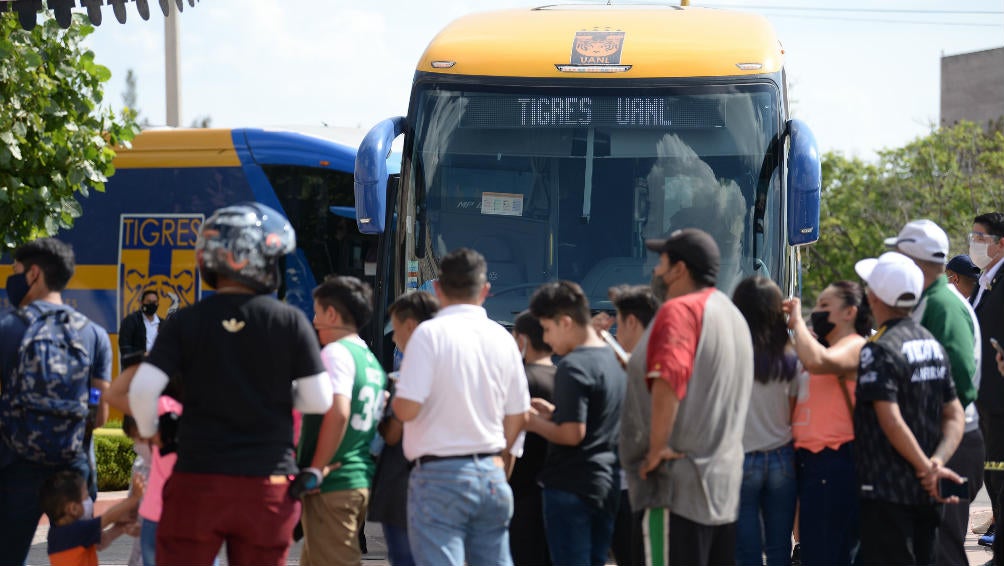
xmin=118 ymin=214 xmax=203 ymax=321
xmin=571 ymin=30 xmax=626 ymax=65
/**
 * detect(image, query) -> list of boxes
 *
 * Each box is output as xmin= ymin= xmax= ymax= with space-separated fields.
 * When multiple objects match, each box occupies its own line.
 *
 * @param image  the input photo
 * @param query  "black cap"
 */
xmin=645 ymin=228 xmax=720 ymax=286
xmin=946 ymin=254 xmax=981 ymax=279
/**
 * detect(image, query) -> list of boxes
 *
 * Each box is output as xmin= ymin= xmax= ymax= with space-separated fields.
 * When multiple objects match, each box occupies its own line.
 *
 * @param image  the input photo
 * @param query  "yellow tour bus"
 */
xmin=354 ymin=4 xmax=822 ymax=361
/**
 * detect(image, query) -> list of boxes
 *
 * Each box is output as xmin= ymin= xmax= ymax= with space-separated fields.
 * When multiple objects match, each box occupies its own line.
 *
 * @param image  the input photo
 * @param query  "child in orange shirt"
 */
xmin=41 ymin=470 xmax=143 ymax=566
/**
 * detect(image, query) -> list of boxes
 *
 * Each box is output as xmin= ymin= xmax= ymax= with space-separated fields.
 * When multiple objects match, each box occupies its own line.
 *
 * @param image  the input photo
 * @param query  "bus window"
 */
xmin=264 ymin=165 xmax=379 ymax=284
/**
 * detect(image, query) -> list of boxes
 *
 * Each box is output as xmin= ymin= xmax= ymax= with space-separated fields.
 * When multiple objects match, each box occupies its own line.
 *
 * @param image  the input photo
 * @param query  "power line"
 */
xmin=705 ymin=5 xmax=1003 ymax=15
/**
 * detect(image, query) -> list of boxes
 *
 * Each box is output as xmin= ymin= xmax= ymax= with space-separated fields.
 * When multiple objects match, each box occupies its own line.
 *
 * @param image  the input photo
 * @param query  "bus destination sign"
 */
xmin=459 ymin=95 xmax=724 ymax=130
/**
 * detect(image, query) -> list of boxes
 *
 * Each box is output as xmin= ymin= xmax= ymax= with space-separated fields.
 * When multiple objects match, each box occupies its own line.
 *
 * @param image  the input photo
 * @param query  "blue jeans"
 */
xmin=796 ymin=443 xmax=858 ymax=566
xmin=736 ymin=443 xmax=797 ymax=566
xmin=0 ymin=450 xmax=89 ymax=566
xmin=542 ymin=488 xmax=617 ymax=566
xmin=407 ymin=455 xmax=514 ymax=566
xmin=383 ymin=523 xmax=416 ymax=566
xmin=141 ymin=518 xmax=158 ymax=566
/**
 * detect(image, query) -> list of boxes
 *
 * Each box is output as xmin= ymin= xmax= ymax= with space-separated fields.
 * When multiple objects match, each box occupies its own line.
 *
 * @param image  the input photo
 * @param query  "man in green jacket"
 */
xmin=885 ymin=219 xmax=982 ymax=566
xmin=298 ymin=276 xmax=387 ymax=566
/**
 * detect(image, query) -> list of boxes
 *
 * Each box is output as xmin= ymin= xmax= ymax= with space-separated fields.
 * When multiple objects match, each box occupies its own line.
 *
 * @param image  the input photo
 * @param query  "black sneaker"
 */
xmin=791 ymin=542 xmax=802 ymax=566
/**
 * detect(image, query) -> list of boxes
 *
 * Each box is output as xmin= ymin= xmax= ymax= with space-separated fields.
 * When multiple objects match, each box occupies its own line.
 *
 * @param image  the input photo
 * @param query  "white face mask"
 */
xmin=970 ymin=242 xmax=993 ymax=270
xmin=82 ymin=497 xmax=94 ymax=519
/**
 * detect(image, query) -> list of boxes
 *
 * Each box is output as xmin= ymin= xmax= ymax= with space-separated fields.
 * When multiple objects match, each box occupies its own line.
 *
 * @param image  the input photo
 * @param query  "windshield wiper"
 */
xmin=751 ymin=132 xmax=781 ymax=272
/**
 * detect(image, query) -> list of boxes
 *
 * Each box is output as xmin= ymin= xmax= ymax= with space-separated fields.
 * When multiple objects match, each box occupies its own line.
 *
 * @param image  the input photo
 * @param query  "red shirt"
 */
xmin=646 ymin=288 xmax=714 ymax=400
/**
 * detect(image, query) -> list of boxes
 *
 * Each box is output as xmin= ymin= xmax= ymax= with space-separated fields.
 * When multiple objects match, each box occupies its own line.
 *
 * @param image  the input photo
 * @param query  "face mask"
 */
xmin=809 ymin=311 xmax=835 ymax=347
xmin=82 ymin=497 xmax=94 ymax=519
xmin=142 ymin=302 xmax=159 ymax=316
xmin=970 ymin=242 xmax=993 ymax=270
xmin=5 ymin=272 xmax=30 ymax=308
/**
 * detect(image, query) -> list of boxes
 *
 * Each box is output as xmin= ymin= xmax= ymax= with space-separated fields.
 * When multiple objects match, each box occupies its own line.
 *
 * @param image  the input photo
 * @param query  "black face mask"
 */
xmin=810 ymin=311 xmax=835 ymax=347
xmin=5 ymin=272 xmax=30 ymax=308
xmin=142 ymin=303 xmax=159 ymax=316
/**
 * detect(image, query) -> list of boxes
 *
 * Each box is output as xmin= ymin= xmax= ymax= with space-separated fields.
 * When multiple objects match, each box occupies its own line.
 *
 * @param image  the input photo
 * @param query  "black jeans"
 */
xmin=859 ymin=499 xmax=940 ymax=566
xmin=980 ymin=411 xmax=1004 ymax=520
xmin=510 ymin=486 xmax=551 ymax=566
xmin=611 ymin=490 xmax=644 ymax=566
xmin=936 ymin=427 xmax=984 ymax=566
xmin=668 ymin=513 xmax=736 ymax=566
xmin=796 ymin=443 xmax=859 ymax=566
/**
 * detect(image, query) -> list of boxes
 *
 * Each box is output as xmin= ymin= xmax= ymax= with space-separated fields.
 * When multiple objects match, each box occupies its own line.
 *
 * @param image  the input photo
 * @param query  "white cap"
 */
xmin=855 ymin=251 xmax=924 ymax=308
xmin=883 ymin=219 xmax=949 ymax=264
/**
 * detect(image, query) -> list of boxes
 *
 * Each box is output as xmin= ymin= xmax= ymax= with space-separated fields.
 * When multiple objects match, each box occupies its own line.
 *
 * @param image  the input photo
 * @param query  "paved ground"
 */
xmin=24 ymin=488 xmax=998 ymax=565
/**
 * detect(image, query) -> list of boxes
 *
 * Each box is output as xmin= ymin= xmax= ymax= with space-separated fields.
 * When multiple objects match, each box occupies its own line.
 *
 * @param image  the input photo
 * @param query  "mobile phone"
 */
xmin=991 ymin=337 xmax=1004 ymax=358
xmin=939 ymin=476 xmax=969 ymax=500
xmin=599 ymin=329 xmax=630 ymax=369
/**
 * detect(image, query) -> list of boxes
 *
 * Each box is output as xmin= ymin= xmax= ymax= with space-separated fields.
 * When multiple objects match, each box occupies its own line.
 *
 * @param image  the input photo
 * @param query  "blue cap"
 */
xmin=947 ymin=255 xmax=981 ymax=279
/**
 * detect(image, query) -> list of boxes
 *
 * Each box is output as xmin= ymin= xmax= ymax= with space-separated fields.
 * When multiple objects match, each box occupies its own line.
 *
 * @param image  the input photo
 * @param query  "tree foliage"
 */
xmin=0 ymin=12 xmax=138 ymax=249
xmin=802 ymin=121 xmax=1004 ymax=300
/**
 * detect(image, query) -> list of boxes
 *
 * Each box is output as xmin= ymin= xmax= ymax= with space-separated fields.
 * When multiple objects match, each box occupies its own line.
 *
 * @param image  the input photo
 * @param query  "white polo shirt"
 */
xmin=396 ymin=303 xmax=530 ymax=461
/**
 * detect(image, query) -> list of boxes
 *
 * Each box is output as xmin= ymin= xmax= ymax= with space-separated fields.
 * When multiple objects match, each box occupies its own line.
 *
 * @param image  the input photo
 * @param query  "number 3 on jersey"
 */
xmin=349 ymin=367 xmax=385 ymax=432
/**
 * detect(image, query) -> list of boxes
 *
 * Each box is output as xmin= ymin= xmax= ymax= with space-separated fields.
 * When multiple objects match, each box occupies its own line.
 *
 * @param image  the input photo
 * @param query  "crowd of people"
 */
xmin=1 ymin=203 xmax=1004 ymax=566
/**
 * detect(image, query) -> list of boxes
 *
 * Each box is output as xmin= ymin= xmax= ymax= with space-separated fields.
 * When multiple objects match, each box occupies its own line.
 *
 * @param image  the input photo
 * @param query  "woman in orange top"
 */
xmin=782 ymin=281 xmax=872 ymax=566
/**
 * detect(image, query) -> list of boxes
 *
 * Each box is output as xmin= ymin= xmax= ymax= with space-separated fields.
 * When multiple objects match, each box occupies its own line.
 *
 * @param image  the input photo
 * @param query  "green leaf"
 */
xmin=22 ymin=51 xmax=42 ymax=69
xmin=61 ymin=197 xmax=82 ymax=218
xmin=91 ymin=64 xmax=112 ymax=83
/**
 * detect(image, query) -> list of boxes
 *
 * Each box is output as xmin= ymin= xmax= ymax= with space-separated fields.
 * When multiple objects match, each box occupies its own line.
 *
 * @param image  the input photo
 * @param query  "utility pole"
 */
xmin=164 ymin=1 xmax=181 ymax=127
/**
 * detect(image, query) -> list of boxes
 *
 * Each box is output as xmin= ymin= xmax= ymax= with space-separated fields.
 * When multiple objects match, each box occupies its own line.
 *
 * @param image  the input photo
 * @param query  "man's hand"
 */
xmin=997 ymin=350 xmax=1004 ymax=376
xmin=917 ymin=457 xmax=963 ymax=503
xmin=591 ymin=312 xmax=614 ymax=333
xmin=530 ymin=398 xmax=555 ymax=421
xmin=639 ymin=446 xmax=685 ymax=479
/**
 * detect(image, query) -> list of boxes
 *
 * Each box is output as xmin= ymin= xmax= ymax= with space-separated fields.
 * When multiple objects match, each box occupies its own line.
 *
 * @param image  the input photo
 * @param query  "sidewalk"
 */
xmin=25 ymin=489 xmax=997 ymax=565
xmin=967 ymin=486 xmax=995 ymax=566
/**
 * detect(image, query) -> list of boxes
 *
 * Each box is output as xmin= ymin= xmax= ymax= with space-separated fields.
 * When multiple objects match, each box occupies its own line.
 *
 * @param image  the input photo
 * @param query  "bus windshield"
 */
xmin=401 ymin=82 xmax=783 ymax=322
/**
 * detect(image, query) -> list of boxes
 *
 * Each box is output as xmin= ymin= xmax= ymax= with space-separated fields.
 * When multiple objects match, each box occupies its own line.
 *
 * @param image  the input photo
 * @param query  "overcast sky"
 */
xmin=81 ymin=0 xmax=1003 ymax=159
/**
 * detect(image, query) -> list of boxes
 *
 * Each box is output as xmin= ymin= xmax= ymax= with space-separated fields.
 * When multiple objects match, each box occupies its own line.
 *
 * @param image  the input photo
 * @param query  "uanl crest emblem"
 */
xmin=118 ymin=214 xmax=204 ymax=323
xmin=571 ymin=30 xmax=626 ymax=65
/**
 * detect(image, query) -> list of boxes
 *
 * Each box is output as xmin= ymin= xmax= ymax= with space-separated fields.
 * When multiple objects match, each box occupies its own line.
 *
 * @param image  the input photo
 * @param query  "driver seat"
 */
xmin=473 ymin=236 xmax=526 ymax=290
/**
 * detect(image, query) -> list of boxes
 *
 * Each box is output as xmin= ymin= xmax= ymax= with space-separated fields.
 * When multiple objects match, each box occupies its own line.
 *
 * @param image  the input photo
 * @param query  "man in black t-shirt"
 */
xmin=127 ymin=204 xmax=334 ymax=565
xmin=853 ymin=252 xmax=965 ymax=565
xmin=528 ymin=281 xmax=626 ymax=566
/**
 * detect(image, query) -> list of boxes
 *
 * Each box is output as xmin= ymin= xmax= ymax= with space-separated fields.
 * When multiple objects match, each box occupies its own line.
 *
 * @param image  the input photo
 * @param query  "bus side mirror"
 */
xmin=786 ymin=119 xmax=821 ymax=246
xmin=354 ymin=117 xmax=407 ymax=235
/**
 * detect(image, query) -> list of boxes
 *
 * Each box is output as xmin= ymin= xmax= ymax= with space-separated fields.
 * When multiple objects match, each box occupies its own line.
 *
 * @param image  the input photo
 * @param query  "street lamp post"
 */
xmin=164 ymin=0 xmax=181 ymax=127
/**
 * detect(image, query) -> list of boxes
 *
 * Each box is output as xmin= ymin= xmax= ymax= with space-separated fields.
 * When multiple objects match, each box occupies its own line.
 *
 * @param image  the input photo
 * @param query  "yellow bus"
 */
xmin=355 ymin=4 xmax=821 ymax=358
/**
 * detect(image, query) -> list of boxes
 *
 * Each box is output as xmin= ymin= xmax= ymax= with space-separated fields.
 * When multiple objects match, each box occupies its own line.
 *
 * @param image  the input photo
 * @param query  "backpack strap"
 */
xmin=837 ymin=376 xmax=854 ymax=419
xmin=15 ymin=302 xmax=41 ymax=326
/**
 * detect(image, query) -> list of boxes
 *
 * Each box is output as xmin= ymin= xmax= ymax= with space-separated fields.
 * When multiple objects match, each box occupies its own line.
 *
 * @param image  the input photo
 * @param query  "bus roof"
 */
xmin=112 ymin=127 xmax=360 ymax=172
xmin=113 ymin=129 xmax=241 ymax=169
xmin=417 ymin=5 xmax=782 ymax=79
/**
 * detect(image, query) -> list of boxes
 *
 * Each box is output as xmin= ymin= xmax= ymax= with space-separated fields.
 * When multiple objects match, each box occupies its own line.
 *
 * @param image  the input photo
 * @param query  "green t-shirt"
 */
xmin=297 ymin=338 xmax=387 ymax=492
xmin=916 ymin=275 xmax=978 ymax=407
